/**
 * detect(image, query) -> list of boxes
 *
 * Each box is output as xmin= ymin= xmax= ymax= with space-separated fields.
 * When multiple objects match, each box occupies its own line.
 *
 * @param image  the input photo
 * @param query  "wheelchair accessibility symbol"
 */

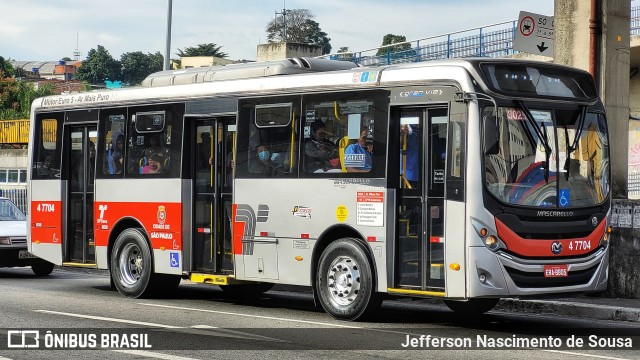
xmin=559 ymin=189 xmax=570 ymax=207
xmin=170 ymin=252 xmax=180 ymax=268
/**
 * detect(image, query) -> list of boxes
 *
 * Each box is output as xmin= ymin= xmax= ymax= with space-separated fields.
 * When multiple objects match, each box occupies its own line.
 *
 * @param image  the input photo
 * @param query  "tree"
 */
xmin=0 ymin=56 xmax=15 ymax=77
xmin=376 ymin=34 xmax=411 ymax=56
xmin=176 ymin=43 xmax=228 ymax=58
xmin=265 ymin=9 xmax=332 ymax=54
xmin=121 ymin=51 xmax=164 ymax=85
xmin=301 ymin=19 xmax=331 ymax=54
xmin=0 ymin=76 xmax=54 ymax=119
xmin=75 ymin=45 xmax=122 ymax=85
xmin=336 ymin=47 xmax=354 ymax=62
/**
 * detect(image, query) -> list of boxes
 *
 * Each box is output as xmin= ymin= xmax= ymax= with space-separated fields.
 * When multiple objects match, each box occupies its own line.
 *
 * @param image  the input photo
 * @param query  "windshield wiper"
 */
xmin=563 ymin=105 xmax=588 ymax=180
xmin=517 ymin=101 xmax=553 ymax=183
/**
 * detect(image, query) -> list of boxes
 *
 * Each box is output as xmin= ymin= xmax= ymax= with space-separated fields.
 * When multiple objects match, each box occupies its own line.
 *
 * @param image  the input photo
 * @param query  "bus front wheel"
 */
xmin=316 ymin=238 xmax=381 ymax=321
xmin=443 ymin=298 xmax=499 ymax=315
xmin=110 ymin=228 xmax=156 ymax=298
xmin=31 ymin=261 xmax=54 ymax=276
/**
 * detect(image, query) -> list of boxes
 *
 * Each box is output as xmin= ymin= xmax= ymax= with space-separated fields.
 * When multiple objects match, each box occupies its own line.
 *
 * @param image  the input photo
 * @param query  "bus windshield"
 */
xmin=484 ymin=106 xmax=609 ymax=208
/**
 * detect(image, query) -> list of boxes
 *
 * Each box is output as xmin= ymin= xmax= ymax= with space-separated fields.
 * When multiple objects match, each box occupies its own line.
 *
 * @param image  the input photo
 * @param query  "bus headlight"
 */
xmin=0 ymin=237 xmax=11 ymax=245
xmin=599 ymin=226 xmax=612 ymax=247
xmin=484 ymin=235 xmax=499 ymax=251
xmin=471 ymin=217 xmax=506 ymax=252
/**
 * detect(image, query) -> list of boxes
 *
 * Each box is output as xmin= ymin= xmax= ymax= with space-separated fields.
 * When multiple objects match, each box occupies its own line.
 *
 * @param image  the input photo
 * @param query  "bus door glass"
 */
xmin=66 ymin=124 xmax=97 ymax=263
xmin=193 ymin=117 xmax=235 ymax=273
xmin=396 ymin=107 xmax=447 ymax=289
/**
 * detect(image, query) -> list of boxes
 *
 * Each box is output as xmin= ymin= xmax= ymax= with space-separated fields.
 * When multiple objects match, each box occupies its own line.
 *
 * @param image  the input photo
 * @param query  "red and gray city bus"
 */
xmin=27 ymin=57 xmax=610 ymax=320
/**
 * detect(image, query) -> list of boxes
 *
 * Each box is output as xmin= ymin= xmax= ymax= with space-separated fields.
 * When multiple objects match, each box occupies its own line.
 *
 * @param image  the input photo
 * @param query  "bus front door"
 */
xmin=193 ymin=118 xmax=235 ymax=273
xmin=65 ymin=124 xmax=97 ymax=264
xmin=396 ymin=107 xmax=447 ymax=291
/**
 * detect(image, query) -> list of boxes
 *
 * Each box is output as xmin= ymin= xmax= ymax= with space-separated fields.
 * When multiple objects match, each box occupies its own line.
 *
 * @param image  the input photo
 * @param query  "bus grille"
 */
xmin=504 ymin=265 xmax=599 ymax=288
xmin=10 ymin=238 xmax=26 ymax=245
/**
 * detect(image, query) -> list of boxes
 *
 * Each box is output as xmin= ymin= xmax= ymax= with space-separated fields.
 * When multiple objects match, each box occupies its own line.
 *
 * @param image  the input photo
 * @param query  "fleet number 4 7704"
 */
xmin=37 ymin=203 xmax=55 ymax=212
xmin=568 ymin=240 xmax=591 ymax=251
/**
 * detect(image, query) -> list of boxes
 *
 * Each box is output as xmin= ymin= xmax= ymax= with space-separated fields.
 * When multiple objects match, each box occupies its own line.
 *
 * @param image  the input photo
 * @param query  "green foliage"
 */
xmin=121 ymin=51 xmax=164 ymax=85
xmin=301 ymin=19 xmax=331 ymax=54
xmin=336 ymin=47 xmax=354 ymax=62
xmin=376 ymin=34 xmax=411 ymax=56
xmin=176 ymin=43 xmax=228 ymax=58
xmin=75 ymin=45 xmax=122 ymax=85
xmin=0 ymin=75 xmax=55 ymax=119
xmin=265 ymin=9 xmax=332 ymax=54
xmin=0 ymin=56 xmax=15 ymax=77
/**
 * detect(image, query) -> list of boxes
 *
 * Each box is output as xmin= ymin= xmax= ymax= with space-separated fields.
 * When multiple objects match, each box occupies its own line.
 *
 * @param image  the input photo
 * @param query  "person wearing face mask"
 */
xmin=249 ymin=144 xmax=282 ymax=177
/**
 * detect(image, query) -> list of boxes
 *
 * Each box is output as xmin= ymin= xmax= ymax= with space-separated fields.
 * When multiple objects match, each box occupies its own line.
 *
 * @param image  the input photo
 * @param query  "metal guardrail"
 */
xmin=0 ymin=186 xmax=28 ymax=214
xmin=326 ymin=5 xmax=640 ymax=66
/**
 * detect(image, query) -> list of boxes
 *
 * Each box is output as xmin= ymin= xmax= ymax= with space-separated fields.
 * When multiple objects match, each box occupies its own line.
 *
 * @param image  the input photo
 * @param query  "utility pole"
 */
xmin=164 ymin=0 xmax=173 ymax=70
xmin=275 ymin=1 xmax=291 ymax=41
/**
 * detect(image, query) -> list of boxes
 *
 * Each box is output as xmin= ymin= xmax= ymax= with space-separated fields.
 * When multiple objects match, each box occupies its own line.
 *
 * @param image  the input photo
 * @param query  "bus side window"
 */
xmin=237 ymin=97 xmax=299 ymax=179
xmin=100 ymin=113 xmax=126 ymax=176
xmin=302 ymin=90 xmax=389 ymax=177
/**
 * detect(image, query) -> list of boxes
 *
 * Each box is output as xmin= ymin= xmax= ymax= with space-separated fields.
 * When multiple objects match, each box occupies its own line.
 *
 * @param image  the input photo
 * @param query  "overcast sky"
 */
xmin=1 ymin=0 xmax=554 ymax=62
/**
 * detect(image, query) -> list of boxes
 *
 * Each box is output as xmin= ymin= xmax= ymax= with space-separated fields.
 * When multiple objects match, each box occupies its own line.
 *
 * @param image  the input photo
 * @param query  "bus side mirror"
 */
xmin=483 ymin=116 xmax=500 ymax=155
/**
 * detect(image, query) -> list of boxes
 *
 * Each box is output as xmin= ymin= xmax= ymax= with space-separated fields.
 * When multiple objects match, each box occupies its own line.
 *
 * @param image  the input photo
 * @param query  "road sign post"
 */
xmin=514 ymin=11 xmax=554 ymax=57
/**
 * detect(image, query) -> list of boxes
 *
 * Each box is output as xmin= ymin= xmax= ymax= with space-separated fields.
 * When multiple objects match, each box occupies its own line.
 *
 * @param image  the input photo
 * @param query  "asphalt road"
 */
xmin=0 ymin=266 xmax=638 ymax=360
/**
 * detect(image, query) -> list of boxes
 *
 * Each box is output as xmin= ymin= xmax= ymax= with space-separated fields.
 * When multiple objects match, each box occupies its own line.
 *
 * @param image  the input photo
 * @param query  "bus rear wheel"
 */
xmin=443 ymin=298 xmax=499 ymax=315
xmin=110 ymin=228 xmax=157 ymax=298
xmin=316 ymin=238 xmax=380 ymax=321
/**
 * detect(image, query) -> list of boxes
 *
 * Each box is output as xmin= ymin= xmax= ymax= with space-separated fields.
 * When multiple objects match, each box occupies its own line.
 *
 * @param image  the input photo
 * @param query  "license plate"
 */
xmin=18 ymin=250 xmax=38 ymax=259
xmin=544 ymin=264 xmax=568 ymax=278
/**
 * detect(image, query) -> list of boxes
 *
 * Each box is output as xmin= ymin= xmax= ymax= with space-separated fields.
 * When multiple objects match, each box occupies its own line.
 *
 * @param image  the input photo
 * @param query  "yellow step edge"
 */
xmin=189 ymin=273 xmax=238 ymax=285
xmin=62 ymin=262 xmax=97 ymax=267
xmin=387 ymin=287 xmax=446 ymax=297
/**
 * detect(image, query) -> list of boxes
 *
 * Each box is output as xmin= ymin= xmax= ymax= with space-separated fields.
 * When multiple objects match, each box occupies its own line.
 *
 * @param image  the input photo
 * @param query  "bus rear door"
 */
xmin=192 ymin=117 xmax=235 ymax=273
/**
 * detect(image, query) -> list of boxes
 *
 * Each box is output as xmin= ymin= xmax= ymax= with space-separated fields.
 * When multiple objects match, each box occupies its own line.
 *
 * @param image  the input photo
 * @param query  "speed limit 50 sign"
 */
xmin=514 ymin=11 xmax=554 ymax=57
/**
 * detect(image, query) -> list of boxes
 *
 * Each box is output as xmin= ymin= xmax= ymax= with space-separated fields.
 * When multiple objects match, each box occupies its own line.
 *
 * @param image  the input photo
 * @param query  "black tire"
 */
xmin=110 ymin=228 xmax=156 ymax=298
xmin=443 ymin=298 xmax=499 ymax=315
xmin=220 ymin=283 xmax=274 ymax=298
xmin=316 ymin=238 xmax=381 ymax=321
xmin=31 ymin=261 xmax=54 ymax=276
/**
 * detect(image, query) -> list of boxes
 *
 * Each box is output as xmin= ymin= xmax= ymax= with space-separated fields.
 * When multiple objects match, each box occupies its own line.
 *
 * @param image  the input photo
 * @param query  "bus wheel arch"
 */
xmin=311 ymin=226 xmax=381 ymax=320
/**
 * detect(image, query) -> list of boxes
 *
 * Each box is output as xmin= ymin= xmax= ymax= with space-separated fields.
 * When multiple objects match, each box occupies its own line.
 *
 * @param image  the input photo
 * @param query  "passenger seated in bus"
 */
xmin=109 ymin=134 xmax=125 ymax=174
xmin=249 ymin=144 xmax=283 ymax=177
xmin=305 ymin=121 xmax=340 ymax=173
xmin=142 ymin=153 xmax=166 ymax=174
xmin=38 ymin=155 xmax=58 ymax=178
xmin=139 ymin=134 xmax=164 ymax=170
xmin=344 ymin=127 xmax=372 ymax=173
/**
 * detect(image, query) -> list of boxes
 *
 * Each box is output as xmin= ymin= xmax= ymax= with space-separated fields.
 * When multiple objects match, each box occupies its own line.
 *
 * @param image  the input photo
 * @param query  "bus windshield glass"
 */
xmin=481 ymin=63 xmax=597 ymax=101
xmin=484 ymin=106 xmax=609 ymax=208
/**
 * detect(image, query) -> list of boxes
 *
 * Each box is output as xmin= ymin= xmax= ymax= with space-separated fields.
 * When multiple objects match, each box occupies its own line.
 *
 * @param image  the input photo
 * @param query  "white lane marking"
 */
xmin=34 ymin=309 xmax=283 ymax=342
xmin=543 ymin=350 xmax=631 ymax=360
xmin=138 ymin=302 xmax=360 ymax=328
xmin=0 ymin=356 xmax=13 ymax=360
xmin=112 ymin=350 xmax=202 ymax=360
xmin=35 ymin=310 xmax=181 ymax=328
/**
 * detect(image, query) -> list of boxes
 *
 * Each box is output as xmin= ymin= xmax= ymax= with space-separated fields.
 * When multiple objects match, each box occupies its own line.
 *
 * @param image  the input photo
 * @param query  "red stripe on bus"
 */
xmin=231 ymin=204 xmax=244 ymax=255
xmin=495 ymin=217 xmax=605 ymax=257
xmin=430 ymin=236 xmax=442 ymax=243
